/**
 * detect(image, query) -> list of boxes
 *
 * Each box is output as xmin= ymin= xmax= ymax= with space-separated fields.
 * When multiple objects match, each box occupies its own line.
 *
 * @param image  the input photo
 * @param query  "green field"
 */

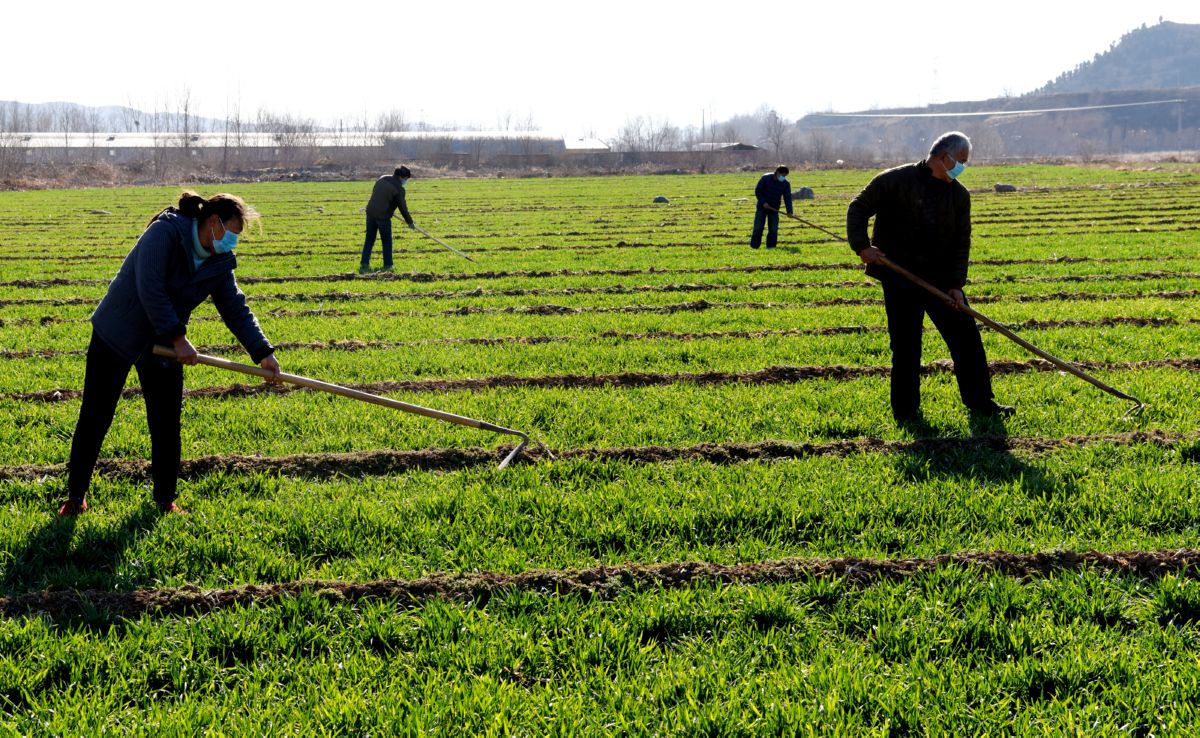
xmin=2 ymin=165 xmax=1200 ymax=734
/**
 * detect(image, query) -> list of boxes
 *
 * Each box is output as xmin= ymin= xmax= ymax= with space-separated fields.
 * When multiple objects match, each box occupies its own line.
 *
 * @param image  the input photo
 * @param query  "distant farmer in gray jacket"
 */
xmin=58 ymin=192 xmax=281 ymax=517
xmin=361 ymin=165 xmax=415 ymax=273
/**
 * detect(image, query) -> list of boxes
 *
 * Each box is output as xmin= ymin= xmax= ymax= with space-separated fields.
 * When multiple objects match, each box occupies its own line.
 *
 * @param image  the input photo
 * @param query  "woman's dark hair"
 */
xmin=148 ymin=191 xmax=259 ymax=227
xmin=394 ymin=166 xmax=411 ymax=178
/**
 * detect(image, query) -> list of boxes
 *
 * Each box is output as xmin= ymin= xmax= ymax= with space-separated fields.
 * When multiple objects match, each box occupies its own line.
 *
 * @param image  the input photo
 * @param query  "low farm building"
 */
xmin=2 ymin=131 xmax=603 ymax=168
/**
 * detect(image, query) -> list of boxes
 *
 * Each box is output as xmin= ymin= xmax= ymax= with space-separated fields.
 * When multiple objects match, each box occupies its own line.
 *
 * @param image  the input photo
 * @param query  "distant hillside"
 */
xmin=792 ymin=20 xmax=1200 ymax=161
xmin=1036 ymin=21 xmax=1200 ymax=94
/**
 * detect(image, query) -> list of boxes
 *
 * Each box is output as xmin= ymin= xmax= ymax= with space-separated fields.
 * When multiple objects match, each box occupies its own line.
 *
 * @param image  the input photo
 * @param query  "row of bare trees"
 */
xmin=608 ymin=106 xmax=836 ymax=163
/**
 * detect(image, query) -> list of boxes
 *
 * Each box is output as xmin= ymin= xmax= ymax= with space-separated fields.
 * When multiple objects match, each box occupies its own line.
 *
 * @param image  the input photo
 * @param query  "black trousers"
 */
xmin=67 ymin=331 xmax=184 ymax=503
xmin=750 ymin=208 xmax=780 ymax=248
xmin=882 ymin=276 xmax=994 ymax=418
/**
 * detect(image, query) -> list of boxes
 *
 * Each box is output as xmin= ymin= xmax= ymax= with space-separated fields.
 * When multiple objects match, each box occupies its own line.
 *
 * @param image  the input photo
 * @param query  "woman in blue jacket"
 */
xmin=58 ymin=191 xmax=282 ymax=517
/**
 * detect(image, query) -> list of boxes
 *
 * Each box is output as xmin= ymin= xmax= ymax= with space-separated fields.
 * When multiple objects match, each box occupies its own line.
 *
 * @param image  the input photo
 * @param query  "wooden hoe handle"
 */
xmin=152 ymin=345 xmax=530 ymax=468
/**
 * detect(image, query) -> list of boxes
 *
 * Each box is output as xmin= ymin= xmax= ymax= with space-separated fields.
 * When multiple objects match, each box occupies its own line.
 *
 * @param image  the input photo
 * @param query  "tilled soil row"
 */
xmin=0 ymin=430 xmax=1187 ymax=484
xmin=2 ymin=316 xmax=1187 ymax=361
xmin=6 ymin=221 xmax=1196 ymax=263
xmin=0 ymin=256 xmax=1185 ymax=290
xmin=14 ymin=357 xmax=1198 ymax=405
xmin=405 ymin=290 xmax=1200 ymax=317
xmin=6 ymin=291 xmax=1200 ymax=329
xmin=4 ymin=543 xmax=1200 ymax=620
xmin=6 ymin=272 xmax=1200 ymax=308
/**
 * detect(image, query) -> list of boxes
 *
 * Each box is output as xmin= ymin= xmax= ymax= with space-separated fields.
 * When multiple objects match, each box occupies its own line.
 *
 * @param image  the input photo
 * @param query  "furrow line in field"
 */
xmin=7 ymin=291 xmax=1200 ymax=328
xmin=0 ymin=430 xmax=1188 ymax=484
xmin=12 ymin=358 xmax=1199 ymax=404
xmin=1 ymin=316 xmax=1189 ymax=361
xmin=5 ymin=262 xmax=1197 ymax=292
xmin=0 ymin=217 xmax=1198 ymax=260
xmin=6 ymin=543 xmax=1200 ymax=620
xmin=1 ymin=255 xmax=1183 ymax=289
xmin=6 ymin=274 xmax=1200 ymax=308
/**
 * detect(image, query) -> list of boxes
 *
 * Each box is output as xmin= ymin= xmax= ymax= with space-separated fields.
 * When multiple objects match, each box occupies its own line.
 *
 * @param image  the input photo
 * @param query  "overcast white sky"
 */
xmin=4 ymin=0 xmax=1197 ymax=138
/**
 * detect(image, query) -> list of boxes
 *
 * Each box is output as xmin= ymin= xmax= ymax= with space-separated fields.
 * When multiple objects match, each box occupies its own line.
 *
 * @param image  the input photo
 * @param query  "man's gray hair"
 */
xmin=928 ymin=131 xmax=972 ymax=159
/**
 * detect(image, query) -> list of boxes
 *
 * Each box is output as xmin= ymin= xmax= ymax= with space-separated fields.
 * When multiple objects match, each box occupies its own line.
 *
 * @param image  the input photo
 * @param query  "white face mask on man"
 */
xmin=941 ymin=153 xmax=966 ymax=180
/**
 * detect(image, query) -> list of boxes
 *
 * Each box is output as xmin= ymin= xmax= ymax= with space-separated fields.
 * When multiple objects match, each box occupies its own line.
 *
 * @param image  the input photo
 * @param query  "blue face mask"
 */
xmin=777 ymin=175 xmax=787 ymax=182
xmin=210 ymin=223 xmax=238 ymax=254
xmin=944 ymin=155 xmax=966 ymax=180
xmin=400 ymin=178 xmax=409 ymax=189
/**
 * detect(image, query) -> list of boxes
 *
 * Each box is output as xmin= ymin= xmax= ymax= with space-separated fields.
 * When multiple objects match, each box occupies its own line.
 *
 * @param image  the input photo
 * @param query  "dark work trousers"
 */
xmin=881 ymin=276 xmax=994 ymax=419
xmin=750 ymin=208 xmax=780 ymax=248
xmin=66 ymin=331 xmax=184 ymax=504
xmin=361 ymin=215 xmax=394 ymax=268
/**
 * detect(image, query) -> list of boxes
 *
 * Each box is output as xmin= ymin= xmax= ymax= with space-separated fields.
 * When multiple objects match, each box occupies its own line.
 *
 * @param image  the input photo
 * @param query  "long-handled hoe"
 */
xmin=413 ymin=225 xmax=476 ymax=263
xmin=153 ymin=346 xmax=539 ymax=468
xmin=768 ymin=207 xmax=1146 ymax=418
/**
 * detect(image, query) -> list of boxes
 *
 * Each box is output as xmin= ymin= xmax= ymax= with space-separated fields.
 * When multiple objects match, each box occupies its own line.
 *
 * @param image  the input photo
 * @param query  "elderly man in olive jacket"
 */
xmin=360 ymin=166 xmax=416 ymax=273
xmin=846 ymin=131 xmax=1012 ymax=424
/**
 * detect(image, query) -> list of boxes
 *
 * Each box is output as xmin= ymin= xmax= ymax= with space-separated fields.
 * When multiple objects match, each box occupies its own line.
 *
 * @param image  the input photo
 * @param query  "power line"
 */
xmin=810 ymin=99 xmax=1185 ymax=119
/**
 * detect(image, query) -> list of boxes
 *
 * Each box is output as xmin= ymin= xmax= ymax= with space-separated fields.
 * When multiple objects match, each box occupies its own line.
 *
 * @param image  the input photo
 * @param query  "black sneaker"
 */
xmin=970 ymin=402 xmax=1016 ymax=419
xmin=893 ymin=411 xmax=928 ymax=431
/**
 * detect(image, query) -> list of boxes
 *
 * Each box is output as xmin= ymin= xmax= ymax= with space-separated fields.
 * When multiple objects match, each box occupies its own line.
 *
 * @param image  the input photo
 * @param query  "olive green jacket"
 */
xmin=365 ymin=175 xmax=413 ymax=224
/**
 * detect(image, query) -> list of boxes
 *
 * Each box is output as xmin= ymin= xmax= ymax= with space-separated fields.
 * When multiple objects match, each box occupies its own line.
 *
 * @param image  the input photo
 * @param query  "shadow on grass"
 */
xmin=892 ymin=412 xmax=1080 ymax=499
xmin=2 ymin=503 xmax=163 ymax=598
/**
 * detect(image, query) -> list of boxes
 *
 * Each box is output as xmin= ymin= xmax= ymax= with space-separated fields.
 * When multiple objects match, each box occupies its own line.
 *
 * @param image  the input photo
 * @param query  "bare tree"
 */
xmin=222 ymin=96 xmax=247 ymax=176
xmin=0 ymin=102 xmax=30 ymax=178
xmin=612 ymin=116 xmax=683 ymax=152
xmin=806 ymin=130 xmax=834 ymax=163
xmin=613 ymin=117 xmax=647 ymax=151
xmin=762 ymin=109 xmax=791 ymax=154
xmin=177 ymin=87 xmax=194 ymax=147
xmin=516 ymin=111 xmax=538 ymax=132
xmin=375 ymin=109 xmax=409 ymax=143
xmin=257 ymin=109 xmax=318 ymax=164
xmin=85 ymin=106 xmax=103 ymax=161
xmin=150 ymin=94 xmax=172 ymax=178
xmin=52 ymin=103 xmax=85 ymax=164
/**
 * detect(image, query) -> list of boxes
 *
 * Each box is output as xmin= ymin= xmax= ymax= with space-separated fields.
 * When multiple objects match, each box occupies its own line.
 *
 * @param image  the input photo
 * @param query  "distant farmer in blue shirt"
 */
xmin=58 ymin=192 xmax=281 ymax=518
xmin=750 ymin=165 xmax=794 ymax=249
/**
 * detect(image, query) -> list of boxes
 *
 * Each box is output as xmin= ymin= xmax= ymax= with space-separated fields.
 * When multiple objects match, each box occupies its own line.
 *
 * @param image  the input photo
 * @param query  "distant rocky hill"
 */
xmin=1036 ymin=21 xmax=1200 ymax=94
